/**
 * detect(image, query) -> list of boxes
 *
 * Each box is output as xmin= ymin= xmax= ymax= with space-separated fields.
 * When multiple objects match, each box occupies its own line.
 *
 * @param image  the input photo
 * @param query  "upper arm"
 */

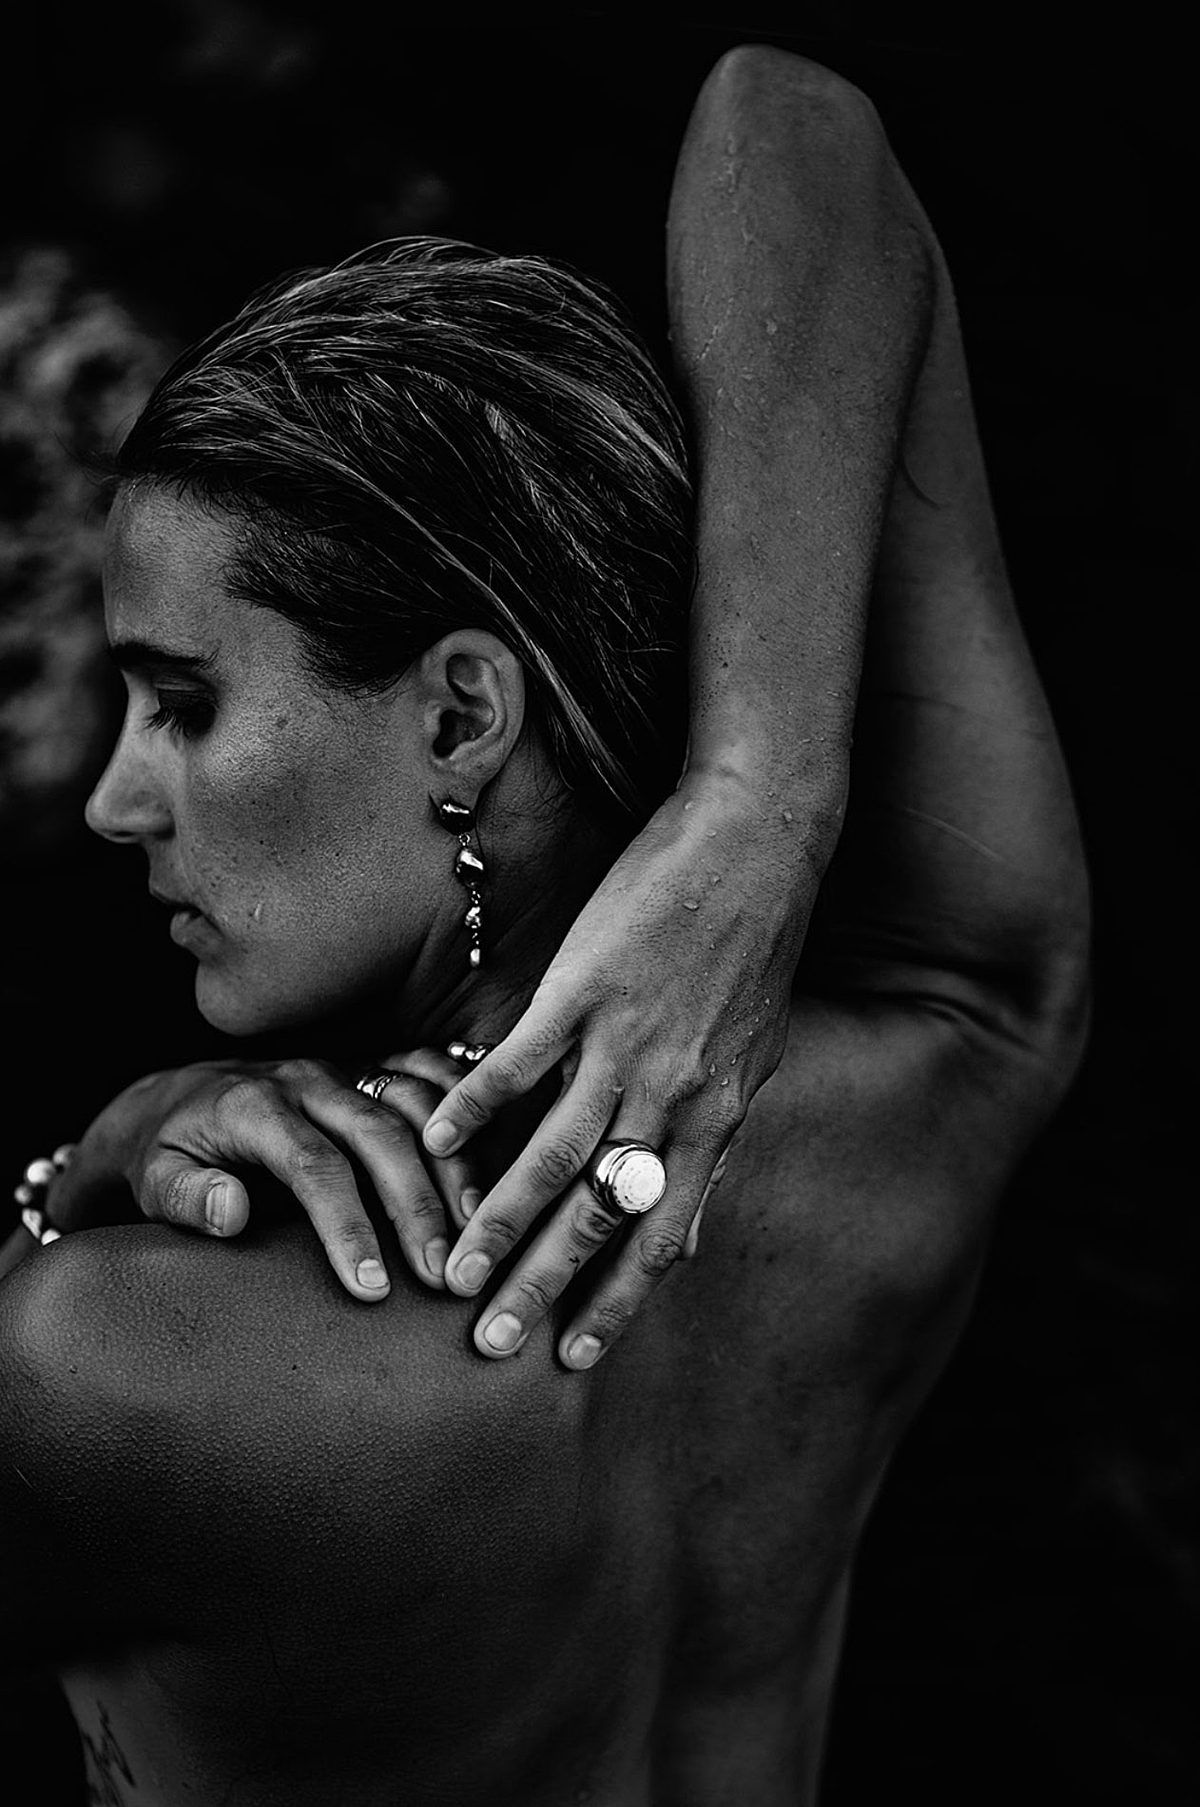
xmin=0 ymin=1237 xmax=181 ymax=1668
xmin=1 ymin=1249 xmax=113 ymax=1665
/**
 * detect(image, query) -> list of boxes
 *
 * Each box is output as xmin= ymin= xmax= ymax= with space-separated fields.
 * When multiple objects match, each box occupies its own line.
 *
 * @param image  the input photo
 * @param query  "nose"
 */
xmin=85 ymin=720 xmax=174 ymax=845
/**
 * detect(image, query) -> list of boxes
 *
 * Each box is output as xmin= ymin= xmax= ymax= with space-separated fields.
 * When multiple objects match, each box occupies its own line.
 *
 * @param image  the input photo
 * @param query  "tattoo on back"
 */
xmin=82 ymin=1700 xmax=136 ymax=1807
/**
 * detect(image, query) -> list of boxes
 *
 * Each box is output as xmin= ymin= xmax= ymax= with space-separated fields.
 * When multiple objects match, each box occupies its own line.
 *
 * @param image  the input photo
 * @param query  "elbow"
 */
xmin=1023 ymin=932 xmax=1092 ymax=1102
xmin=979 ymin=880 xmax=1093 ymax=1110
xmin=699 ymin=43 xmax=885 ymax=145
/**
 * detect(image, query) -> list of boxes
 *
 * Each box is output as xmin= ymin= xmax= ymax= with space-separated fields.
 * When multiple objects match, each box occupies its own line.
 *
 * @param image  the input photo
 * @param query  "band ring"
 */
xmin=356 ymin=1069 xmax=402 ymax=1104
xmin=587 ymin=1141 xmax=668 ymax=1217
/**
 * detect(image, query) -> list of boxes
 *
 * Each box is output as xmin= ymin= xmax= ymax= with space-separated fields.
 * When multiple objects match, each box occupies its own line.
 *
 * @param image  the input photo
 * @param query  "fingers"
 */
xmin=279 ymin=1068 xmax=458 ymax=1284
xmin=682 ymin=1134 xmax=734 ymax=1258
xmin=442 ymin=1050 xmax=623 ymax=1303
xmin=422 ymin=1010 xmax=575 ymax=1157
xmin=467 ymin=1118 xmax=741 ymax=1365
xmin=378 ymin=1047 xmax=466 ymax=1095
xmin=556 ymin=1138 xmax=722 ymax=1369
xmin=469 ymin=1173 xmax=628 ymax=1358
xmin=463 ymin=1105 xmax=739 ymax=1363
xmin=142 ymin=1075 xmax=393 ymax=1303
xmin=371 ymin=1052 xmax=482 ymax=1226
xmin=153 ymin=1160 xmax=251 ymax=1239
xmin=140 ymin=1059 xmax=479 ymax=1302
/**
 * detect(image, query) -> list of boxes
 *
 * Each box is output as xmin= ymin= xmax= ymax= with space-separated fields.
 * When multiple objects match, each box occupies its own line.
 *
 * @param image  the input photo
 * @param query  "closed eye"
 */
xmin=144 ymin=690 xmax=215 ymax=738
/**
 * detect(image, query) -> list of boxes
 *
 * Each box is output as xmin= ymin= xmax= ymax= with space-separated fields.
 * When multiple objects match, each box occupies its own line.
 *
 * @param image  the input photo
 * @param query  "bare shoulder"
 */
xmin=1 ymin=1220 xmax=586 ymax=1621
xmin=0 ymin=1227 xmax=239 ymax=1545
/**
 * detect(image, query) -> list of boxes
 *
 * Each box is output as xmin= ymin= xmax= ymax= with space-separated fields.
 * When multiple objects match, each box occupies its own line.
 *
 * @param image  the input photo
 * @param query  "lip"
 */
xmin=168 ymin=906 xmax=214 ymax=949
xmin=150 ymin=888 xmax=214 ymax=949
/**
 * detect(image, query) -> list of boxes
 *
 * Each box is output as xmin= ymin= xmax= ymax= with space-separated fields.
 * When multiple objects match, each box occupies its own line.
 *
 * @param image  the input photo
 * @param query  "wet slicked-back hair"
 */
xmin=114 ymin=237 xmax=694 ymax=826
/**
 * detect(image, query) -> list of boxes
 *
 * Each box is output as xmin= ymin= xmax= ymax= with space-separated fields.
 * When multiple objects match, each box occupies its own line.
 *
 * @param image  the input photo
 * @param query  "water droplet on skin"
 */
xmin=782 ymin=809 xmax=794 ymax=822
xmin=683 ymin=899 xmax=700 ymax=911
xmin=709 ymin=1064 xmax=717 ymax=1076
xmin=710 ymin=875 xmax=722 ymax=884
xmin=720 ymin=1078 xmax=731 ymax=1087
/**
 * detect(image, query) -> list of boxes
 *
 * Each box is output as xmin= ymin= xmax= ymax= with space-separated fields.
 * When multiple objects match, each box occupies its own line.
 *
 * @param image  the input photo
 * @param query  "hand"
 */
xmin=422 ymin=769 xmax=825 ymax=1367
xmin=46 ymin=1053 xmax=481 ymax=1301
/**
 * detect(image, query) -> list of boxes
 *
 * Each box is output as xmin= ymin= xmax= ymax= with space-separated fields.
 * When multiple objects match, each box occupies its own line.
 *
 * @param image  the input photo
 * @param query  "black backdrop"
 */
xmin=1 ymin=7 xmax=1193 ymax=1801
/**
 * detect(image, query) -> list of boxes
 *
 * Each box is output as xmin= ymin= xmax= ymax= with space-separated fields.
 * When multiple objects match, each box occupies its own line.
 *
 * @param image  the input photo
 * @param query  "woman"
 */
xmin=2 ymin=49 xmax=1087 ymax=1806
xmin=15 ymin=48 xmax=940 ymax=1372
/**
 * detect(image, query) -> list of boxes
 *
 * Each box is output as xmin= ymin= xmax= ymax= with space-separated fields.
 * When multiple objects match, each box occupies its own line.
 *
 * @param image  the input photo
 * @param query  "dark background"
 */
xmin=1 ymin=6 xmax=1193 ymax=1801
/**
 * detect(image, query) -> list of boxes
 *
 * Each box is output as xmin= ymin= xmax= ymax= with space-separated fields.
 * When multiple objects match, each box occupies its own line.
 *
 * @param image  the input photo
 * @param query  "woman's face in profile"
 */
xmin=87 ymin=485 xmax=441 ymax=1036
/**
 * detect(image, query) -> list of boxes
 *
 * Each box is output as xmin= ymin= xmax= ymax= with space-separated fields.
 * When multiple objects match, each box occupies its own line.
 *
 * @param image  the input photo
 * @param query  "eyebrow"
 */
xmin=108 ymin=639 xmax=216 ymax=677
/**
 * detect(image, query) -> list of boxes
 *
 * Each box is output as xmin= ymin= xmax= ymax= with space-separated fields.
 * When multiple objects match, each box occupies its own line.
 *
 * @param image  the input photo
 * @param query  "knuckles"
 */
xmin=152 ymin=1165 xmax=203 ymax=1226
xmin=581 ymin=1296 xmax=633 ymax=1346
xmin=527 ymin=1138 xmax=588 ymax=1195
xmin=510 ymin=1269 xmax=560 ymax=1316
xmin=387 ymin=1187 xmax=445 ymax=1232
xmin=629 ymin=1227 xmax=687 ymax=1283
xmin=273 ymin=1057 xmax=334 ymax=1091
xmin=573 ymin=1198 xmax=622 ymax=1247
xmin=212 ymin=1073 xmax=287 ymax=1122
xmin=471 ymin=1208 xmax=527 ymax=1256
xmin=282 ymin=1141 xmax=349 ymax=1185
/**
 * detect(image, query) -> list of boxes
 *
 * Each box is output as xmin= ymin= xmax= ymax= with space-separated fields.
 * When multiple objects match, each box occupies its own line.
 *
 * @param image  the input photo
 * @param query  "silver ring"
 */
xmin=356 ymin=1069 xmax=402 ymax=1104
xmin=587 ymin=1141 xmax=667 ymax=1216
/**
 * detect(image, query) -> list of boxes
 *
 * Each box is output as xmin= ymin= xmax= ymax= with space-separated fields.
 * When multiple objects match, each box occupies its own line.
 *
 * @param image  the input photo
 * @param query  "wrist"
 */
xmin=677 ymin=756 xmax=848 ymax=877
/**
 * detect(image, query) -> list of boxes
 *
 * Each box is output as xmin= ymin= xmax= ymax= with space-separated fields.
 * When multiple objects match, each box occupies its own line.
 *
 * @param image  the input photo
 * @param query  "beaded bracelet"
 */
xmin=13 ymin=1145 xmax=75 ymax=1245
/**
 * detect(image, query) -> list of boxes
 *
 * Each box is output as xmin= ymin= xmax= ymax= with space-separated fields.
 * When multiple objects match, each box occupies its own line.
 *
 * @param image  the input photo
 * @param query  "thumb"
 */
xmin=139 ymin=1152 xmax=251 ymax=1238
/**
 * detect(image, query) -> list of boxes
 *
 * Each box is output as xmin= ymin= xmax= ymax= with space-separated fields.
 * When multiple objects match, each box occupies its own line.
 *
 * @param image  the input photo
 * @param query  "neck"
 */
xmin=318 ymin=796 xmax=621 ymax=1066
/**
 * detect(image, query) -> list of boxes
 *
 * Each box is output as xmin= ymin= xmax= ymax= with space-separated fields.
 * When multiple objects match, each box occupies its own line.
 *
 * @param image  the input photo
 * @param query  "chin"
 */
xmin=194 ymin=965 xmax=364 ymax=1041
xmin=194 ymin=969 xmax=290 ymax=1038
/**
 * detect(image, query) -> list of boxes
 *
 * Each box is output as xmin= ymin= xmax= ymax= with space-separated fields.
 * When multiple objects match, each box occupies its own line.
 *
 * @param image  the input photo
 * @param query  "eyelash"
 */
xmin=144 ymin=693 xmax=214 ymax=739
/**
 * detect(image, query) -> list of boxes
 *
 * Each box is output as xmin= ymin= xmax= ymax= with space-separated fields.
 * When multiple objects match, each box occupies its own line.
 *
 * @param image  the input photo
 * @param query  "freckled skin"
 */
xmin=90 ymin=487 xmax=440 ymax=1036
xmin=88 ymin=487 xmax=566 ymax=1049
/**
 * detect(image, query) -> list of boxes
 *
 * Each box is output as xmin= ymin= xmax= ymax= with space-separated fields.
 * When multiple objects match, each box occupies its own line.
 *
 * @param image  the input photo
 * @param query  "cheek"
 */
xmin=181 ymin=729 xmax=424 ymax=952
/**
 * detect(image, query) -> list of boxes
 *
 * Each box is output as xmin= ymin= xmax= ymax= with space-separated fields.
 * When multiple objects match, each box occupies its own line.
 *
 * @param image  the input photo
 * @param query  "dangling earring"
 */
xmin=434 ymin=796 xmax=485 ymax=972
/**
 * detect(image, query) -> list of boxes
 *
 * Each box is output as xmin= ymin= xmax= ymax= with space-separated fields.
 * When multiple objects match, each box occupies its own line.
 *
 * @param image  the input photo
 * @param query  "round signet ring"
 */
xmin=587 ymin=1141 xmax=668 ymax=1217
xmin=356 ymin=1069 xmax=401 ymax=1104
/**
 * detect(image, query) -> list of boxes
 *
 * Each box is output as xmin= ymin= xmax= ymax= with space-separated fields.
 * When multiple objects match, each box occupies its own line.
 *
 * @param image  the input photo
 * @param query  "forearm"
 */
xmin=667 ymin=46 xmax=932 ymax=864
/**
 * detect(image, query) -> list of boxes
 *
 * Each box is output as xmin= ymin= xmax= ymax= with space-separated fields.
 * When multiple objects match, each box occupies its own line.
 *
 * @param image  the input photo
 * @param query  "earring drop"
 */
xmin=434 ymin=797 xmax=485 ymax=971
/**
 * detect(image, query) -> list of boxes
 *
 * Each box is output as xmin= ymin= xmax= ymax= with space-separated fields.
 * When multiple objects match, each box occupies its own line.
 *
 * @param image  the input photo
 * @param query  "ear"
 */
xmin=416 ymin=629 xmax=526 ymax=801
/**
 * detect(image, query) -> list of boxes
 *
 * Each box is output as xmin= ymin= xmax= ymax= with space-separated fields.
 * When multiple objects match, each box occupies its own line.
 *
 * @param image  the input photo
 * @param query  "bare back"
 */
xmin=3 ymin=996 xmax=1035 ymax=1806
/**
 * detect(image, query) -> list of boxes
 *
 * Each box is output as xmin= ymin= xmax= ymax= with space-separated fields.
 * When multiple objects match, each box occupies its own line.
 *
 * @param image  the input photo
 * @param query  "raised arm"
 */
xmin=420 ymin=47 xmax=939 ymax=1366
xmin=669 ymin=46 xmax=928 ymax=847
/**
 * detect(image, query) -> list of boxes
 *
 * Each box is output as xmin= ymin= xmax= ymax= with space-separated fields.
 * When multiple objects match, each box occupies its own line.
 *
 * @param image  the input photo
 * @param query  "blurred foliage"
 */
xmin=0 ymin=248 xmax=168 ymax=860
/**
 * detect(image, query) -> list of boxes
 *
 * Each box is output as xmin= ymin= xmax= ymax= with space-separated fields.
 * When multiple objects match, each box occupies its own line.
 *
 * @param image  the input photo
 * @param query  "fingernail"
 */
xmin=423 ymin=1237 xmax=448 ymax=1282
xmin=356 ymin=1258 xmax=389 ymax=1291
xmin=205 ymin=1181 xmax=231 ymax=1233
xmin=566 ymin=1334 xmax=603 ymax=1370
xmin=425 ymin=1120 xmax=458 ymax=1155
xmin=482 ymin=1312 xmax=523 ymax=1353
xmin=460 ymin=1188 xmax=483 ymax=1220
xmin=452 ymin=1250 xmax=492 ymax=1294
